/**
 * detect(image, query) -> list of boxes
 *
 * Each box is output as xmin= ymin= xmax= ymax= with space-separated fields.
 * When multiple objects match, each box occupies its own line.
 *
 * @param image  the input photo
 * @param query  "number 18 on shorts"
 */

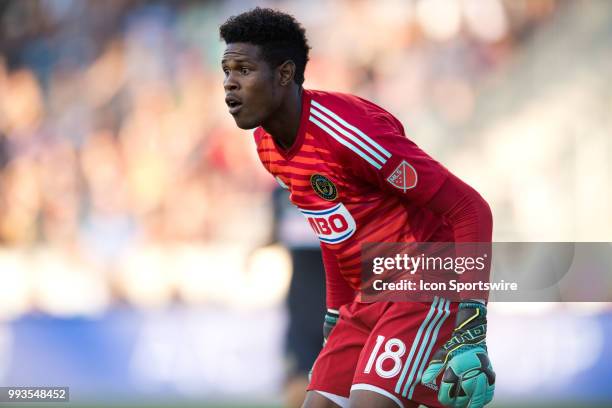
xmin=309 ymin=299 xmax=457 ymax=408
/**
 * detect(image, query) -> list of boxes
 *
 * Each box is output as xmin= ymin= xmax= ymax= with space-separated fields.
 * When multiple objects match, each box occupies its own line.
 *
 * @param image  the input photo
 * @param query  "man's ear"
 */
xmin=278 ymin=60 xmax=296 ymax=86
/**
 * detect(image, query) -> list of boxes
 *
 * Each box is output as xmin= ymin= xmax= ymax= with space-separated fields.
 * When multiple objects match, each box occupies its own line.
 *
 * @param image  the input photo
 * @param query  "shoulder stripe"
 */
xmin=311 ymin=100 xmax=392 ymax=158
xmin=309 ymin=115 xmax=383 ymax=170
xmin=311 ymin=107 xmax=388 ymax=165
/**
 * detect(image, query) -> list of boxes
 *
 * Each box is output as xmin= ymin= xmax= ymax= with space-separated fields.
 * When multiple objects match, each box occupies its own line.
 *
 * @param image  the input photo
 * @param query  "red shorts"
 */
xmin=308 ymin=298 xmax=457 ymax=408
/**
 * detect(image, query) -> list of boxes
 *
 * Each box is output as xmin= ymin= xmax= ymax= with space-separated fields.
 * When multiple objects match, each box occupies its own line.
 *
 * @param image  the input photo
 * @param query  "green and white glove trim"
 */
xmin=323 ymin=308 xmax=339 ymax=346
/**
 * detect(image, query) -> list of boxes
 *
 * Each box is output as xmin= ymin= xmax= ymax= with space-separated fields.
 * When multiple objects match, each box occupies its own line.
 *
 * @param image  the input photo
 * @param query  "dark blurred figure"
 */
xmin=271 ymin=185 xmax=326 ymax=408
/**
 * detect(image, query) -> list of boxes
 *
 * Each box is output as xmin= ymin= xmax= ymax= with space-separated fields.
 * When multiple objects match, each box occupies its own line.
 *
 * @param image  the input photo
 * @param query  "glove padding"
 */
xmin=421 ymin=302 xmax=495 ymax=408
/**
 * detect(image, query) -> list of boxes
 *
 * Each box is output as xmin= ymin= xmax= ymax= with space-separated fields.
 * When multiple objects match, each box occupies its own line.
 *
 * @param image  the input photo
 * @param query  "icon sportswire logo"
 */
xmin=299 ymin=203 xmax=356 ymax=244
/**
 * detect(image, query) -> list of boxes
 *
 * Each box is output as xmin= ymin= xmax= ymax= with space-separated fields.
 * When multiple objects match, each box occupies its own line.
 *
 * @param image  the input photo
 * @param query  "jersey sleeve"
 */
xmin=426 ymin=172 xmax=493 ymax=301
xmin=321 ymin=244 xmax=355 ymax=310
xmin=425 ymin=172 xmax=493 ymax=243
xmin=333 ymin=111 xmax=492 ymax=244
xmin=337 ymin=113 xmax=448 ymax=206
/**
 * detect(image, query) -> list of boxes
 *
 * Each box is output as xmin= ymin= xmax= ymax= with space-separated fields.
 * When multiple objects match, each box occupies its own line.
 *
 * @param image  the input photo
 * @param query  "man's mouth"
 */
xmin=225 ymin=95 xmax=243 ymax=115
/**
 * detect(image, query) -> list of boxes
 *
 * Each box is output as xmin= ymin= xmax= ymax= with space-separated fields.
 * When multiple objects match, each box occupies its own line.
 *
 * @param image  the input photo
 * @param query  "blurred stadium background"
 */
xmin=0 ymin=0 xmax=611 ymax=407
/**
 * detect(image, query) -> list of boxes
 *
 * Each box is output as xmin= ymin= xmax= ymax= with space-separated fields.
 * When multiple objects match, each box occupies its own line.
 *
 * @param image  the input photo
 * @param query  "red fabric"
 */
xmin=425 ymin=172 xmax=493 ymax=243
xmin=321 ymin=244 xmax=355 ymax=309
xmin=308 ymin=301 xmax=458 ymax=407
xmin=254 ymin=89 xmax=492 ymax=306
xmin=425 ymin=173 xmax=493 ymax=300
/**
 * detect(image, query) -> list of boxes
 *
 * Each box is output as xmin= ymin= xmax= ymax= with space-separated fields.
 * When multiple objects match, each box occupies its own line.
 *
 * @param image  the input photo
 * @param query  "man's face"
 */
xmin=222 ymin=42 xmax=282 ymax=129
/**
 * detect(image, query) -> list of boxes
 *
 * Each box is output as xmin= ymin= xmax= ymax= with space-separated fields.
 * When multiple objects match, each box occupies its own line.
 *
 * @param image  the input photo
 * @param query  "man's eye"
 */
xmin=240 ymin=67 xmax=250 ymax=75
xmin=222 ymin=68 xmax=229 ymax=75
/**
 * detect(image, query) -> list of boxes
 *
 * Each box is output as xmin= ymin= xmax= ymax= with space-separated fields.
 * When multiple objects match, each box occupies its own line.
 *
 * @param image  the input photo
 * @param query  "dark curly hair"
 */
xmin=219 ymin=7 xmax=310 ymax=85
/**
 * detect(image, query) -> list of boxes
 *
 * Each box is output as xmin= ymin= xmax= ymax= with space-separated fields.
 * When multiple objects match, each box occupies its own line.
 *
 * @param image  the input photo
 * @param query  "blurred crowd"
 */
xmin=0 ymin=0 xmax=561 ymax=248
xmin=0 ymin=0 xmax=273 ymax=253
xmin=2 ymin=0 xmax=609 ymax=317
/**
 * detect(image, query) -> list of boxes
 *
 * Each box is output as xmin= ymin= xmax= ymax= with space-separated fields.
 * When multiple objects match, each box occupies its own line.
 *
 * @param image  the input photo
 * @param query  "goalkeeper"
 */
xmin=219 ymin=7 xmax=495 ymax=407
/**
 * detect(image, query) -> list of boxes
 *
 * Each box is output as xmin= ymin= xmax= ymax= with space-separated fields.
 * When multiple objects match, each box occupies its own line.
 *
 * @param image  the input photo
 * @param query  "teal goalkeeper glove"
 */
xmin=421 ymin=301 xmax=495 ymax=408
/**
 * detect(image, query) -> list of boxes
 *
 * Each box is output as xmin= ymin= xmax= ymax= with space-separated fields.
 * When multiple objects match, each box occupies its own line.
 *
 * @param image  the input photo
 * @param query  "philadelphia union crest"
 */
xmin=310 ymin=174 xmax=338 ymax=201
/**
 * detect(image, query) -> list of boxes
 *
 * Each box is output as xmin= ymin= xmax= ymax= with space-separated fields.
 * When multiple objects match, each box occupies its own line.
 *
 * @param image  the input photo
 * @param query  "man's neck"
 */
xmin=262 ymin=87 xmax=303 ymax=151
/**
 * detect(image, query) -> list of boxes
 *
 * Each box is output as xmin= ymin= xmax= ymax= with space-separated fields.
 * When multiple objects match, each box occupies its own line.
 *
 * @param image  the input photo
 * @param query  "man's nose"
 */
xmin=224 ymin=73 xmax=239 ymax=91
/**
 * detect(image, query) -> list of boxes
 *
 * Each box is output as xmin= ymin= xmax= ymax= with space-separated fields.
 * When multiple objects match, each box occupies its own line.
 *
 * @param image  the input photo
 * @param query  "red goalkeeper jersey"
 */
xmin=254 ymin=89 xmax=492 ymax=309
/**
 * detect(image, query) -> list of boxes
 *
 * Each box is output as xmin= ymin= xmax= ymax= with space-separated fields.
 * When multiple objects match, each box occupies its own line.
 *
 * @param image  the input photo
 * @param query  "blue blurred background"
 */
xmin=0 ymin=0 xmax=611 ymax=406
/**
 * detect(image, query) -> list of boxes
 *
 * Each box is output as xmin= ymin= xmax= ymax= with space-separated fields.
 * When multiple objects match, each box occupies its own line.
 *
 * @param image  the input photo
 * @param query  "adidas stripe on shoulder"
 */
xmin=309 ymin=100 xmax=391 ymax=170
